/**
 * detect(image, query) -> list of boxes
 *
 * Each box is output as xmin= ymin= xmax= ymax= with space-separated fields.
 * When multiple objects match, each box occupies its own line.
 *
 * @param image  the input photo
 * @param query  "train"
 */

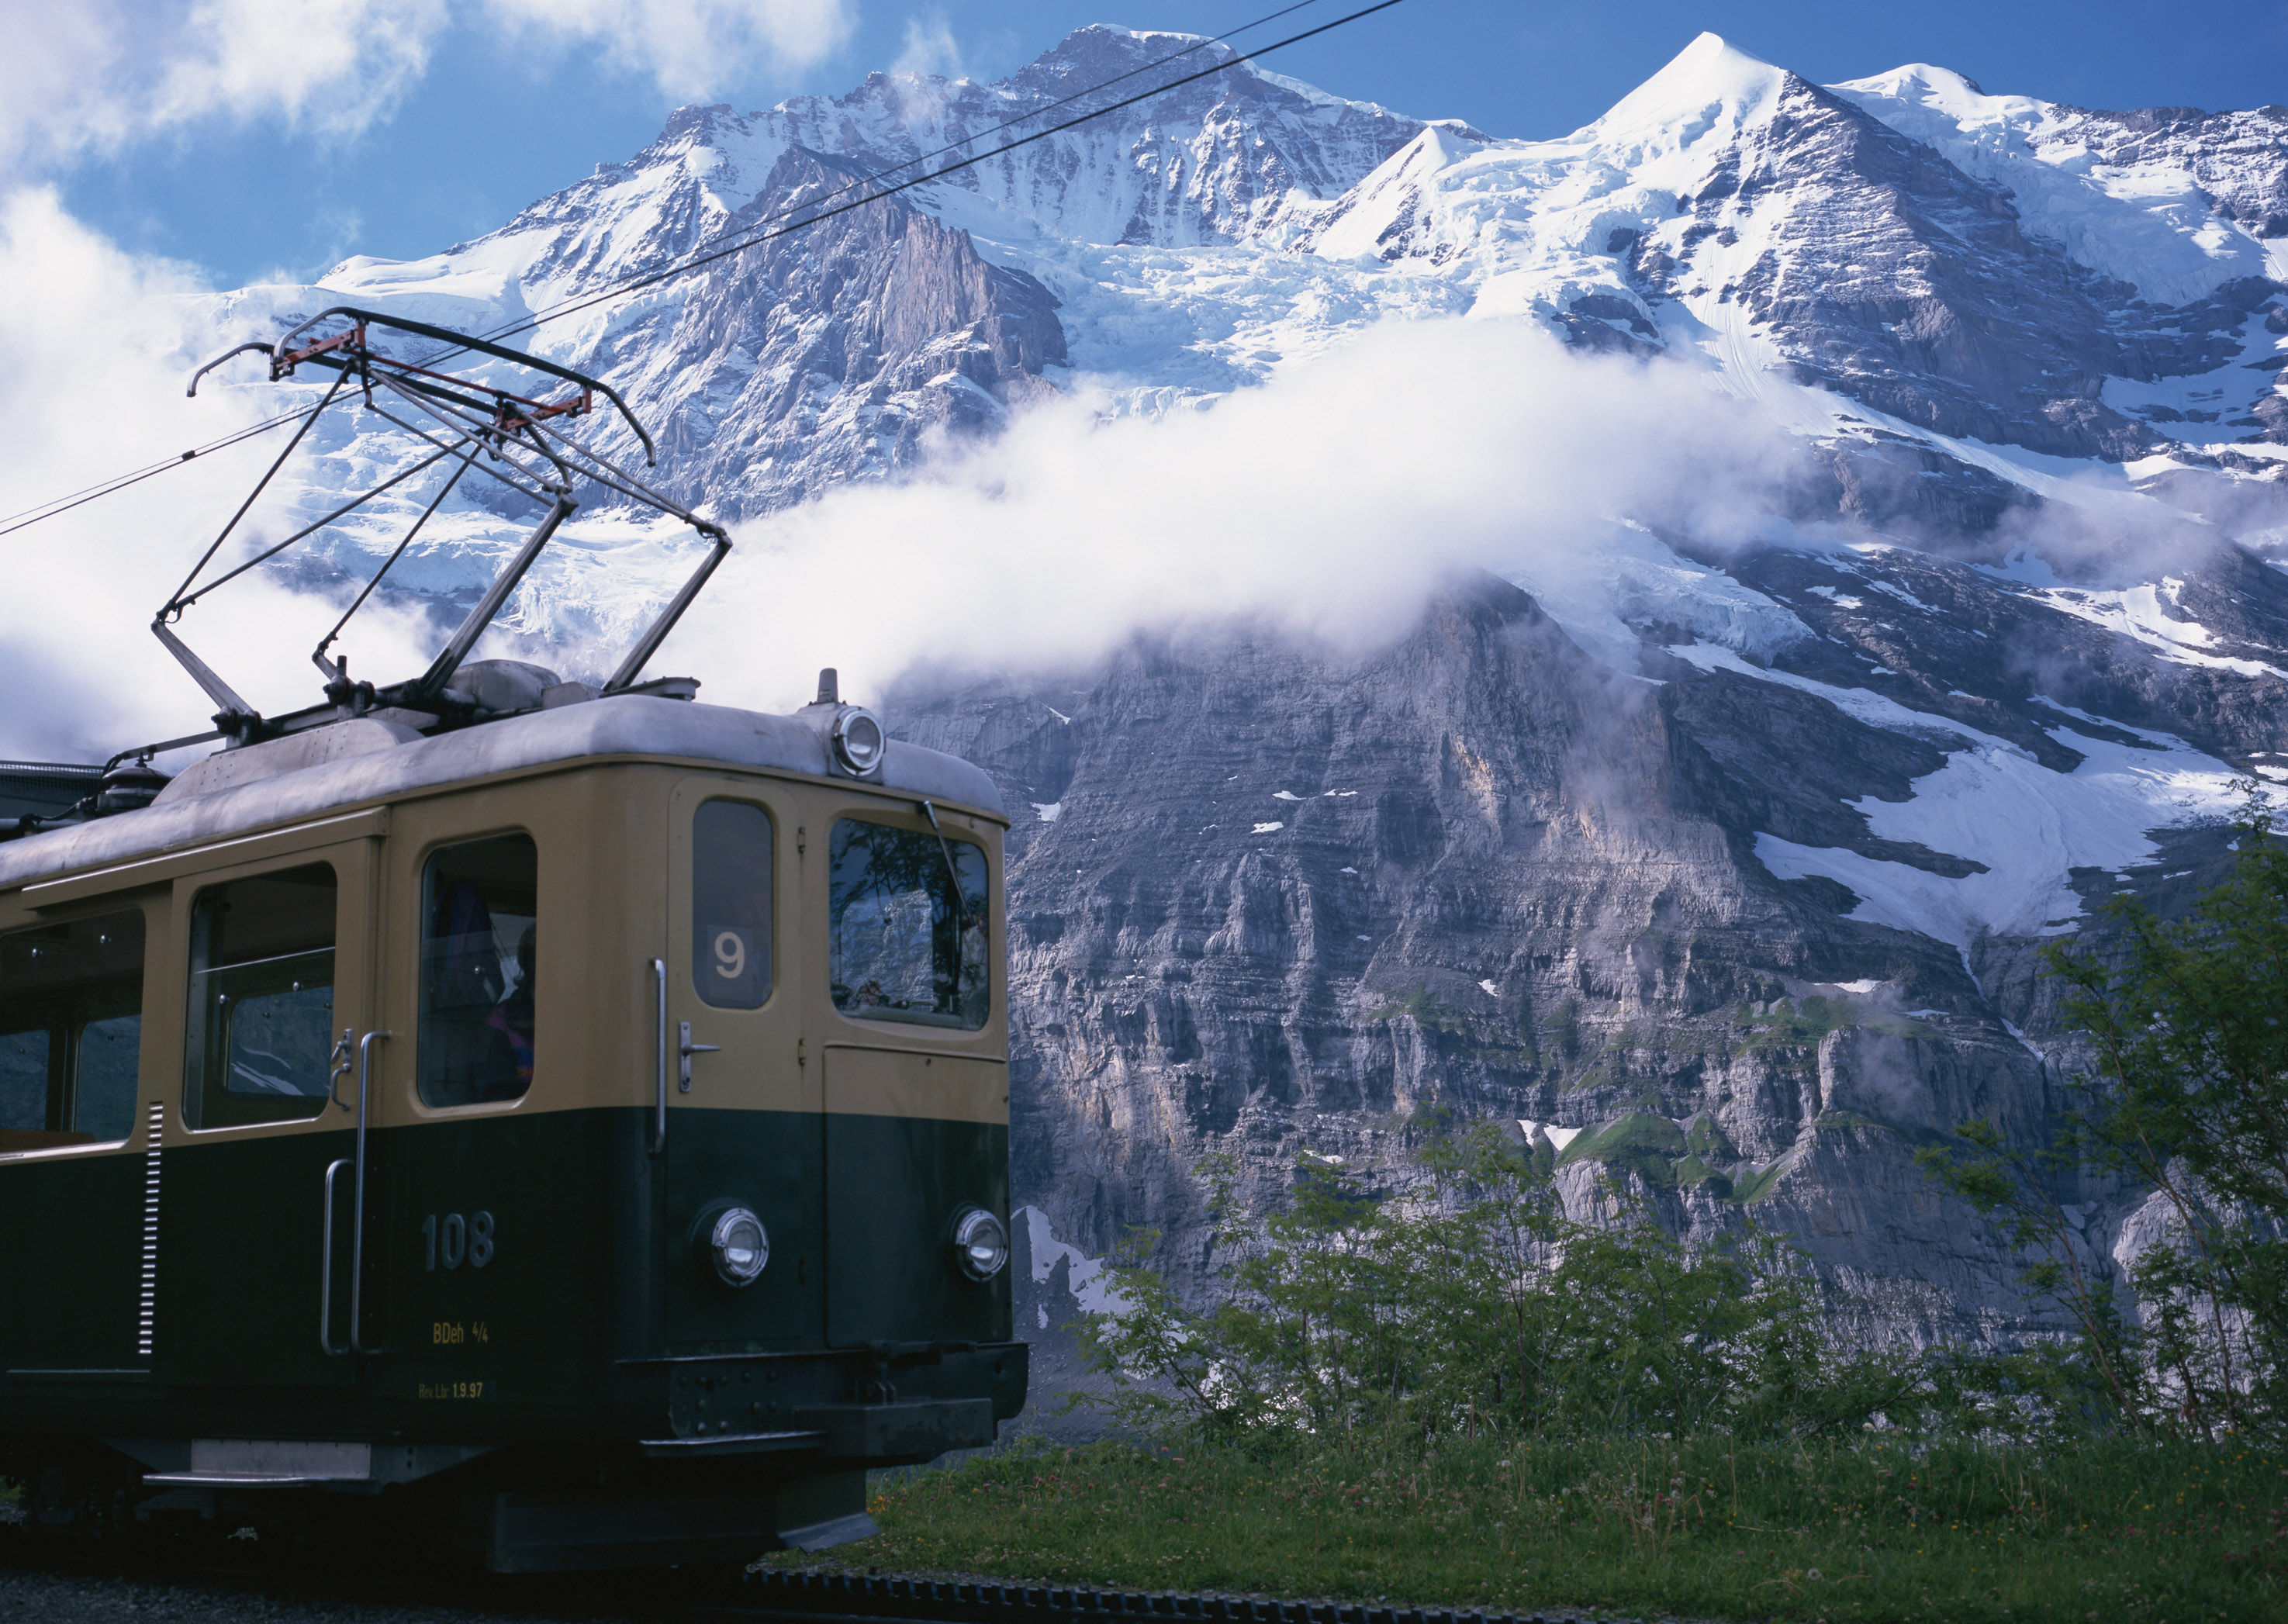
xmin=0 ymin=310 xmax=1025 ymax=1570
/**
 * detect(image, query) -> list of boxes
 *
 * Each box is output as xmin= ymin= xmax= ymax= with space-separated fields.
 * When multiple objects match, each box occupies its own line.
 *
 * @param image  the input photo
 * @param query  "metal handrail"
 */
xmin=319 ymin=1157 xmax=353 ymax=1356
xmin=650 ymin=959 xmax=668 ymax=1155
xmin=351 ymin=1030 xmax=391 ymax=1356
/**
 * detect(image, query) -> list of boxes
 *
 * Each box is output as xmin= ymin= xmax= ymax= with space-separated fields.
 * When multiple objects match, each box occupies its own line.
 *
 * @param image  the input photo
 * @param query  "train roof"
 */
xmin=0 ymin=696 xmax=1004 ymax=893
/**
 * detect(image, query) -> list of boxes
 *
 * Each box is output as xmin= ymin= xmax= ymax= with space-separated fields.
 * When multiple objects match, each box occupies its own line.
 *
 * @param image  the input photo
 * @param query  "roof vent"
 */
xmin=96 ymin=760 xmax=171 ymax=814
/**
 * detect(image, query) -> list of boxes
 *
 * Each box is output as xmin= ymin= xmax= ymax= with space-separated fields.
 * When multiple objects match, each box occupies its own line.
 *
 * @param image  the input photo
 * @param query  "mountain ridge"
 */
xmin=178 ymin=24 xmax=2288 ymax=1360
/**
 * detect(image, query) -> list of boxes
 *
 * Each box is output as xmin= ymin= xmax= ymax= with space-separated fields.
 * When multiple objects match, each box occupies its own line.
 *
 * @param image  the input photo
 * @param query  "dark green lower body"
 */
xmin=0 ymin=1104 xmax=1026 ymax=1568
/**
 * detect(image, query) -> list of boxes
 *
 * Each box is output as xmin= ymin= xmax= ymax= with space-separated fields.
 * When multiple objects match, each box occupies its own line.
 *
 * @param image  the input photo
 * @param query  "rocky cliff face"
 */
xmin=595 ymin=145 xmax=1069 ymax=514
xmin=196 ymin=25 xmax=2288 ymax=1358
xmin=889 ymin=534 xmax=2279 ymax=1349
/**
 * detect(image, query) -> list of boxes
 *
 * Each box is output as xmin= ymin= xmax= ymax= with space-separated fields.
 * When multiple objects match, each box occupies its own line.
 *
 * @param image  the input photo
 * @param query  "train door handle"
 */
xmin=651 ymin=959 xmax=667 ymax=1154
xmin=327 ymin=1028 xmax=354 ymax=1111
xmin=350 ymin=1031 xmax=391 ymax=1357
xmin=678 ymin=1022 xmax=721 ymax=1093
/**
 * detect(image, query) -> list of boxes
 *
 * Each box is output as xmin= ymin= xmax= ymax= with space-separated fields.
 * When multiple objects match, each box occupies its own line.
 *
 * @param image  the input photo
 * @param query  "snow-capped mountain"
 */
xmin=1302 ymin=33 xmax=2283 ymax=467
xmin=223 ymin=26 xmax=2284 ymax=544
xmin=189 ymin=26 xmax=2288 ymax=1356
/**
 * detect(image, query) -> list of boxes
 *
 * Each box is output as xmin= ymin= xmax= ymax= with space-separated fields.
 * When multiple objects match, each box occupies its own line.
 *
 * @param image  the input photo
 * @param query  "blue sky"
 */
xmin=16 ymin=1 xmax=2287 ymax=292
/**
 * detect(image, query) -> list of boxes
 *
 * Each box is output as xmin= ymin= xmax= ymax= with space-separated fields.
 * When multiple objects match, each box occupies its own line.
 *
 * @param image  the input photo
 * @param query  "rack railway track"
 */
xmin=0 ymin=1539 xmax=1643 ymax=1624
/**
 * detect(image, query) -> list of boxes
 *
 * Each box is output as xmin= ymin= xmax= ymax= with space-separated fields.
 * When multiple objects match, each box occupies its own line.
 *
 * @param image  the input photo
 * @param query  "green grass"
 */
xmin=776 ymin=1434 xmax=2288 ymax=1623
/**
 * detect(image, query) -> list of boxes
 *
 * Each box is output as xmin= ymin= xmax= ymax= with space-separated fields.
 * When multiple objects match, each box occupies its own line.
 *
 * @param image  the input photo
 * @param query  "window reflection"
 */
xmin=828 ymin=818 xmax=987 ymax=1031
xmin=0 ymin=910 xmax=145 ymax=1147
xmin=184 ymin=866 xmax=337 ymax=1131
xmin=419 ymin=834 xmax=538 ymax=1107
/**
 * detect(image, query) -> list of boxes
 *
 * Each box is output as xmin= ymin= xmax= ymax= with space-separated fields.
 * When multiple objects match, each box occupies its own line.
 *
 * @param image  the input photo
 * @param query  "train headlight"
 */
xmin=705 ymin=1207 xmax=769 ymax=1287
xmin=831 ymin=707 xmax=885 ymax=776
xmin=951 ymin=1206 xmax=1009 ymax=1281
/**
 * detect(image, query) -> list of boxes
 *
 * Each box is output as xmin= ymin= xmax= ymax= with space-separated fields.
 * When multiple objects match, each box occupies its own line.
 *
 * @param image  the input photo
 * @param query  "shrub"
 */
xmin=1077 ymin=1127 xmax=1916 ymax=1446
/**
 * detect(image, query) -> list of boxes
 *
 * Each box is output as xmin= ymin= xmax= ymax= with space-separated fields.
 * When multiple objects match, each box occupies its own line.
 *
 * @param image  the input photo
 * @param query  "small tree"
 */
xmin=2044 ymin=786 xmax=2288 ymax=1436
xmin=1077 ymin=1124 xmax=1908 ymax=1447
xmin=1925 ymin=786 xmax=2288 ymax=1438
xmin=1914 ymin=1119 xmax=2145 ymax=1430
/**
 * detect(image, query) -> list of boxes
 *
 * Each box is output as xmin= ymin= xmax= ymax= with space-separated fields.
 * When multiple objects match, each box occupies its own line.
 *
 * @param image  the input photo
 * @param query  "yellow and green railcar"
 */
xmin=0 ymin=682 xmax=1023 ymax=1569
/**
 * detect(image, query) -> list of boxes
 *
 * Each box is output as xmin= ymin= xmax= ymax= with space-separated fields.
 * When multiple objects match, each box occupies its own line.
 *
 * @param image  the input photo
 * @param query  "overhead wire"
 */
xmin=443 ymin=0 xmax=1405 ymax=360
xmin=0 ymin=0 xmax=1407 ymax=539
xmin=0 ymin=402 xmax=324 ymax=541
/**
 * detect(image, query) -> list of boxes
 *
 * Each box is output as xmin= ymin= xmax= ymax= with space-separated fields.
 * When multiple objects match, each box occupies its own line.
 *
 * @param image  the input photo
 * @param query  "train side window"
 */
xmin=418 ymin=834 xmax=537 ymax=1108
xmin=0 ymin=1028 xmax=47 ymax=1134
xmin=693 ymin=800 xmax=772 ymax=1008
xmin=827 ymin=818 xmax=988 ymax=1031
xmin=184 ymin=866 xmax=337 ymax=1131
xmin=0 ymin=910 xmax=146 ymax=1148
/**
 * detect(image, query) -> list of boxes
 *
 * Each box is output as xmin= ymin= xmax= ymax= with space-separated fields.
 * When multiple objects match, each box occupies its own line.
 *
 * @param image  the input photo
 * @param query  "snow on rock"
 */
xmin=1501 ymin=518 xmax=1813 ymax=672
xmin=1594 ymin=30 xmax=1794 ymax=147
xmin=1758 ymin=732 xmax=2238 ymax=948
xmin=1830 ymin=64 xmax=2286 ymax=306
xmin=2027 ymin=579 xmax=2288 ymax=677
xmin=1020 ymin=1205 xmax=1127 ymax=1315
xmin=1671 ymin=638 xmax=2245 ymax=948
xmin=195 ymin=24 xmax=2286 ymax=620
xmin=1523 ymin=1120 xmax=1586 ymax=1152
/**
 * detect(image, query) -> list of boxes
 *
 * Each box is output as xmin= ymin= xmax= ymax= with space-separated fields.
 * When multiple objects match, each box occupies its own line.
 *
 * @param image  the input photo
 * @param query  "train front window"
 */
xmin=184 ymin=866 xmax=337 ymax=1130
xmin=418 ymin=834 xmax=538 ymax=1108
xmin=693 ymin=800 xmax=772 ymax=1008
xmin=828 ymin=818 xmax=987 ymax=1031
xmin=0 ymin=910 xmax=146 ymax=1147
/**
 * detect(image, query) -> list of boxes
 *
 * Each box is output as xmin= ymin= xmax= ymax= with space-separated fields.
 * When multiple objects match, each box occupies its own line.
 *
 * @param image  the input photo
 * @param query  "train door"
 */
xmin=157 ymin=834 xmax=380 ymax=1389
xmin=815 ymin=807 xmax=1006 ymax=1349
xmin=378 ymin=824 xmax=546 ymax=1405
xmin=661 ymin=776 xmax=818 ymax=1353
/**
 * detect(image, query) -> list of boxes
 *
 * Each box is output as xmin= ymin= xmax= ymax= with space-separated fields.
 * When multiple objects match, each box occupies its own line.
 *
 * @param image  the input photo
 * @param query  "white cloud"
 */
xmin=154 ymin=0 xmax=451 ymax=140
xmin=665 ymin=317 xmax=1809 ymax=714
xmin=1 ymin=0 xmax=855 ymax=168
xmin=2 ymin=0 xmax=447 ymax=167
xmin=0 ymin=5 xmax=126 ymax=170
xmin=891 ymin=13 xmax=966 ymax=82
xmin=482 ymin=0 xmax=854 ymax=102
xmin=0 ymin=188 xmax=435 ymax=762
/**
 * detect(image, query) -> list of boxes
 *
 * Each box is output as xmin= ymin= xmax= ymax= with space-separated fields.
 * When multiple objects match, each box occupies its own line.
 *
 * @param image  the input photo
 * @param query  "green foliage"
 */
xmin=1556 ymin=1110 xmax=1686 ymax=1189
xmin=1550 ymin=1111 xmax=1772 ymax=1201
xmin=2048 ymin=790 xmax=2288 ymax=1436
xmin=1916 ymin=1119 xmax=2143 ymax=1430
xmin=1077 ymin=1127 xmax=1914 ymax=1448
